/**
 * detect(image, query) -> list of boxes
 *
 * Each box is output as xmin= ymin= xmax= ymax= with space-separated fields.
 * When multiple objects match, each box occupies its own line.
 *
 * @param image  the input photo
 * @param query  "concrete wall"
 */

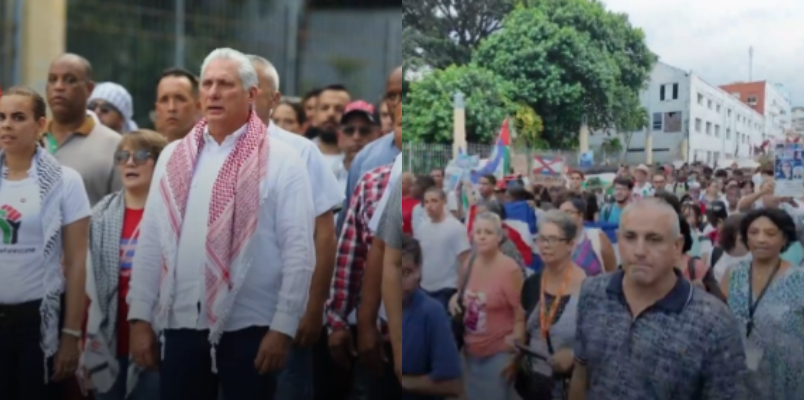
xmin=300 ymin=9 xmax=401 ymax=101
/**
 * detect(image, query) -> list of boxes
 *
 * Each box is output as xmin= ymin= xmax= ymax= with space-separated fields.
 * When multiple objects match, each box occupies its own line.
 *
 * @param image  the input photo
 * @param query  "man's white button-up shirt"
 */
xmin=128 ymin=125 xmax=316 ymax=338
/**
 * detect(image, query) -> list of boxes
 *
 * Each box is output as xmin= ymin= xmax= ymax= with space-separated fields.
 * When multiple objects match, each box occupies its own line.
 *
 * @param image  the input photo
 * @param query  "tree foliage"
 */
xmin=402 ymin=0 xmax=515 ymax=69
xmin=404 ymin=64 xmax=541 ymax=145
xmin=472 ymin=0 xmax=656 ymax=148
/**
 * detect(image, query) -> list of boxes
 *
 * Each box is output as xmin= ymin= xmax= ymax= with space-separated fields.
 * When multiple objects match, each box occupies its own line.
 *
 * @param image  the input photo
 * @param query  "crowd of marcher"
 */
xmin=401 ymin=161 xmax=804 ymax=399
xmin=4 ymin=43 xmax=804 ymax=400
xmin=0 ymin=47 xmax=406 ymax=400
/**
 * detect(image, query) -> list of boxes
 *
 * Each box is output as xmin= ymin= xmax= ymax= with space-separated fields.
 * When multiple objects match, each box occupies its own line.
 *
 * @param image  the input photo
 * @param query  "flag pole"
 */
xmin=453 ymin=92 xmax=466 ymax=159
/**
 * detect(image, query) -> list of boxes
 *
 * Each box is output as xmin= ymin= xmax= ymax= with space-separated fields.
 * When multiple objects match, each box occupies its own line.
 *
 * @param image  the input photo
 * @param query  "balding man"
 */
xmin=568 ymin=199 xmax=747 ymax=400
xmin=45 ymin=53 xmax=122 ymax=205
xmin=248 ymin=54 xmax=344 ymax=400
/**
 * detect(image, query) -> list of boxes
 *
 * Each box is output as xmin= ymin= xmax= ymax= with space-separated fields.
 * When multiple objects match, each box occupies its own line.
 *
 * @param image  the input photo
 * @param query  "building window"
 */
xmin=697 ymin=93 xmax=703 ymax=105
xmin=663 ymin=112 xmax=682 ymax=133
xmin=715 ymin=125 xmax=720 ymax=137
xmin=708 ymin=99 xmax=713 ymax=109
xmin=728 ymin=109 xmax=732 ymax=117
xmin=652 ymin=112 xmax=662 ymax=130
xmin=672 ymin=83 xmax=678 ymax=100
xmin=747 ymin=95 xmax=758 ymax=106
xmin=726 ymin=129 xmax=731 ymax=140
xmin=695 ymin=118 xmax=702 ymax=132
xmin=716 ymin=104 xmax=721 ymax=113
xmin=706 ymin=121 xmax=712 ymax=135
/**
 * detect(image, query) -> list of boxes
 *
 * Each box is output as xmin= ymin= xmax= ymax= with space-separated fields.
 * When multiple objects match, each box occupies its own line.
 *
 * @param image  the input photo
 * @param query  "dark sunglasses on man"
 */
xmin=114 ymin=150 xmax=153 ymax=165
xmin=341 ymin=125 xmax=374 ymax=137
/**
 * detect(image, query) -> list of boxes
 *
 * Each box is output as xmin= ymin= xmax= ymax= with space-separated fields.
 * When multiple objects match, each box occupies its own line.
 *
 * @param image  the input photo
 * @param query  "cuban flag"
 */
xmin=466 ymin=200 xmax=536 ymax=269
xmin=471 ymin=119 xmax=511 ymax=182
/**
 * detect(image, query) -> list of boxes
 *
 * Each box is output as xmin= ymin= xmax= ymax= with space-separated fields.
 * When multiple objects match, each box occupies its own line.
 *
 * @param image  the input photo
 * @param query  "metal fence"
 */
xmin=402 ymin=142 xmax=581 ymax=175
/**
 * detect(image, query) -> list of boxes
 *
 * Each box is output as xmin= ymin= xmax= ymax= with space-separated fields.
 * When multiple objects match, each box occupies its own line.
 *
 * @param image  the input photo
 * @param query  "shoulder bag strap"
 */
xmin=457 ymin=252 xmax=478 ymax=311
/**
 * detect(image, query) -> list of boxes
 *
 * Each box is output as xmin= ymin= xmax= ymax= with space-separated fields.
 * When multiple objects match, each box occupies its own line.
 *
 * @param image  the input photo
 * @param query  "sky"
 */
xmin=602 ymin=0 xmax=804 ymax=105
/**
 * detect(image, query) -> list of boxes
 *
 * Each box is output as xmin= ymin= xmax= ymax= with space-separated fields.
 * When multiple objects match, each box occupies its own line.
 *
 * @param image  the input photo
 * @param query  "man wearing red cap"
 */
xmin=327 ymin=100 xmax=381 ymax=194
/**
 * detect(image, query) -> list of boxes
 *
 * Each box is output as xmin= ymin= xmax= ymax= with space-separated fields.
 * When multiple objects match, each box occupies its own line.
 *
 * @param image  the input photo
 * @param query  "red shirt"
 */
xmin=402 ymin=197 xmax=418 ymax=234
xmin=117 ymin=208 xmax=143 ymax=357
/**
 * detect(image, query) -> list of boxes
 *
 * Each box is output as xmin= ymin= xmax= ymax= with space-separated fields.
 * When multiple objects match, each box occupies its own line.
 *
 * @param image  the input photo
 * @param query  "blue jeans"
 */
xmin=94 ymin=356 xmax=160 ymax=400
xmin=161 ymin=327 xmax=277 ymax=400
xmin=275 ymin=345 xmax=314 ymax=400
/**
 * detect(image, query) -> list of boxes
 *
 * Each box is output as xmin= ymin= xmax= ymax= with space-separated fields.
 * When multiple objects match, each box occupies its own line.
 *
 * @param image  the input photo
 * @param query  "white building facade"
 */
xmin=764 ymin=83 xmax=792 ymax=138
xmin=590 ymin=61 xmax=765 ymax=166
xmin=792 ymin=106 xmax=804 ymax=135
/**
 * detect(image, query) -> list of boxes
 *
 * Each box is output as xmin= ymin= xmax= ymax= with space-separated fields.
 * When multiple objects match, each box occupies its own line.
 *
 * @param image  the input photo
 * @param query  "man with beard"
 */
xmin=599 ymin=176 xmax=633 ymax=224
xmin=307 ymin=84 xmax=350 ymax=144
xmin=308 ymin=85 xmax=351 ymax=178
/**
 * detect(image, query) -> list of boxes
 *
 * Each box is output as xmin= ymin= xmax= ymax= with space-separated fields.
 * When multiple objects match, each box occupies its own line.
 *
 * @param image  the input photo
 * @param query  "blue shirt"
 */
xmin=337 ymin=133 xmax=400 ymax=230
xmin=402 ymin=289 xmax=461 ymax=400
xmin=574 ymin=270 xmax=747 ymax=400
xmin=600 ymin=203 xmax=623 ymax=224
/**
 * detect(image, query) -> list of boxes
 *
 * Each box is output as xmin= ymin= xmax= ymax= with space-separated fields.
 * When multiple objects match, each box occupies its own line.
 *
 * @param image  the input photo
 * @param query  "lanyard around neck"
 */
xmin=746 ymin=259 xmax=781 ymax=337
xmin=44 ymin=133 xmax=58 ymax=155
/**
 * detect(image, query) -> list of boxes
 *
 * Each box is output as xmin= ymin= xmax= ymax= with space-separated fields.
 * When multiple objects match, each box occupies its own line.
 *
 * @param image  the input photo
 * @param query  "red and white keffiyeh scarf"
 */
xmin=156 ymin=111 xmax=268 ymax=349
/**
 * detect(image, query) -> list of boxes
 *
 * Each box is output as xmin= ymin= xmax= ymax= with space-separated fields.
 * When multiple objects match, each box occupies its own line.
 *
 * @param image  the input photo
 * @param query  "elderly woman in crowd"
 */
xmin=515 ymin=210 xmax=586 ymax=399
xmin=721 ymin=208 xmax=804 ymax=399
xmin=474 ymin=200 xmax=529 ymax=270
xmin=449 ymin=212 xmax=524 ymax=400
xmin=83 ymin=129 xmax=167 ymax=400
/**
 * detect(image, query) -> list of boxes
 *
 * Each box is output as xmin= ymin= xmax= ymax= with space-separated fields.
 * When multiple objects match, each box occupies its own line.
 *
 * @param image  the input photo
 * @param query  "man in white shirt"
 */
xmin=248 ymin=55 xmax=344 ymax=400
xmin=414 ymin=187 xmax=471 ymax=309
xmin=632 ymin=164 xmax=654 ymax=200
xmin=127 ymin=48 xmax=316 ymax=400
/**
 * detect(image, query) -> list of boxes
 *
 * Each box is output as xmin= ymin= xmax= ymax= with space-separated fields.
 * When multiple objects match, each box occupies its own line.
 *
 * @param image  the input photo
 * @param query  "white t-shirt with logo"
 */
xmin=0 ymin=167 xmax=90 ymax=304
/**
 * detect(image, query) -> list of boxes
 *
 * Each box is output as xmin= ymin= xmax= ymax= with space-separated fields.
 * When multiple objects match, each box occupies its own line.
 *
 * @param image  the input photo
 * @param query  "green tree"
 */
xmin=402 ymin=0 xmax=515 ymax=69
xmin=402 ymin=27 xmax=425 ymax=71
xmin=472 ymin=0 xmax=656 ymax=148
xmin=405 ymin=64 xmax=540 ymax=145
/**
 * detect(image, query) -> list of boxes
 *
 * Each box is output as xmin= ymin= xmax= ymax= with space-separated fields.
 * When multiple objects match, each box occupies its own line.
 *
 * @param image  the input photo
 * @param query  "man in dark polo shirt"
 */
xmin=569 ymin=198 xmax=747 ymax=400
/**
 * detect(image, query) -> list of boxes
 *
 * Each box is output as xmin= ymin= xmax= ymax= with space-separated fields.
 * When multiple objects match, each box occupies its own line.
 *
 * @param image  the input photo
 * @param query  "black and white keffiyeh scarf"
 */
xmin=0 ymin=148 xmax=64 ymax=382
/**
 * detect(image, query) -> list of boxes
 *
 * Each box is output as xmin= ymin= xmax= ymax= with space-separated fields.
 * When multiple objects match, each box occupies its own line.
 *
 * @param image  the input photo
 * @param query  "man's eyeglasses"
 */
xmin=114 ymin=150 xmax=153 ymax=165
xmin=88 ymin=101 xmax=119 ymax=116
xmin=341 ymin=126 xmax=374 ymax=137
xmin=385 ymin=92 xmax=401 ymax=104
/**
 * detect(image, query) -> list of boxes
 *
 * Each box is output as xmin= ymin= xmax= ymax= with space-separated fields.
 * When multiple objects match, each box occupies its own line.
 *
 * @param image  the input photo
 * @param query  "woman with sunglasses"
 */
xmin=0 ymin=87 xmax=91 ymax=399
xmin=83 ymin=129 xmax=167 ymax=400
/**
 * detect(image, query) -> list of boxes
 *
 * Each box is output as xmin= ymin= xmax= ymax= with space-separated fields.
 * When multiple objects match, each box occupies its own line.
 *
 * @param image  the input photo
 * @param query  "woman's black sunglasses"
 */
xmin=114 ymin=150 xmax=153 ymax=165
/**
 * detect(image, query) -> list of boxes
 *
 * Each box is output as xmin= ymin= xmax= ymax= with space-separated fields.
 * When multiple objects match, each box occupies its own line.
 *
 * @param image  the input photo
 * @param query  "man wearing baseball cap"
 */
xmin=632 ymin=163 xmax=654 ymax=200
xmin=341 ymin=101 xmax=380 ymax=159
